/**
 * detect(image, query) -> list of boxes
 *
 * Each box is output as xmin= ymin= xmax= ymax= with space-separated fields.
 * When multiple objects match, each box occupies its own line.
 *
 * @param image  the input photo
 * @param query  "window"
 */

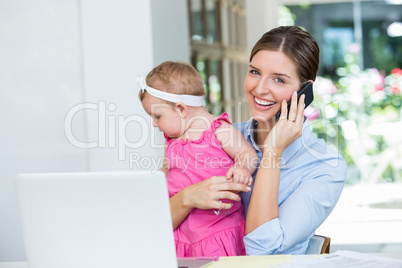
xmin=188 ymin=0 xmax=250 ymax=123
xmin=282 ymin=0 xmax=402 ymax=184
xmin=284 ymin=1 xmax=402 ymax=77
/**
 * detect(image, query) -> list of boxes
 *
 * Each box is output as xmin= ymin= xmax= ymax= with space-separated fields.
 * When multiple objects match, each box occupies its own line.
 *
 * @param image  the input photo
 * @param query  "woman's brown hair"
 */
xmin=250 ymin=26 xmax=320 ymax=84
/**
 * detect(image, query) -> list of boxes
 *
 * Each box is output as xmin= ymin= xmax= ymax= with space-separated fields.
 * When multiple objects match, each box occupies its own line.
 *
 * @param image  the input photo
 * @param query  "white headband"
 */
xmin=136 ymin=76 xmax=204 ymax=107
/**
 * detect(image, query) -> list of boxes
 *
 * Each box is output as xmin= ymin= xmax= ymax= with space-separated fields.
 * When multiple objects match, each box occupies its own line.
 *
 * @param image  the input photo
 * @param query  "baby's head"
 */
xmin=139 ymin=61 xmax=205 ymax=138
xmin=139 ymin=61 xmax=205 ymax=104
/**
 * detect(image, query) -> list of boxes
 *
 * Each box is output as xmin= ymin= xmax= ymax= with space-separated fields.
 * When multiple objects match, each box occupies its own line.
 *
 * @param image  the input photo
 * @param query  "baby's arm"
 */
xmin=216 ymin=121 xmax=258 ymax=186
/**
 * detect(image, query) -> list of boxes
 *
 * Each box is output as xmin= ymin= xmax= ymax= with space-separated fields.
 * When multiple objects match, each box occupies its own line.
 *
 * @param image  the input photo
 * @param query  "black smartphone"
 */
xmin=275 ymin=82 xmax=314 ymax=121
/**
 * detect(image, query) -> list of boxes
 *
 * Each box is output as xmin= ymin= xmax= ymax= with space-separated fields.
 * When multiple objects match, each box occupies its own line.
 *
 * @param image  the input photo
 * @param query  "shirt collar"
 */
xmin=244 ymin=119 xmax=260 ymax=153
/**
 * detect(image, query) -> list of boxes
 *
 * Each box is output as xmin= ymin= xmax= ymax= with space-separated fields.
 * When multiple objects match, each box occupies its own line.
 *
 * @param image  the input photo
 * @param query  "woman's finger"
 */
xmin=213 ymin=200 xmax=234 ymax=210
xmin=279 ymin=99 xmax=288 ymax=121
xmin=215 ymin=190 xmax=242 ymax=202
xmin=295 ymin=94 xmax=305 ymax=126
xmin=288 ymin=91 xmax=298 ymax=122
xmin=212 ymin=180 xmax=250 ymax=193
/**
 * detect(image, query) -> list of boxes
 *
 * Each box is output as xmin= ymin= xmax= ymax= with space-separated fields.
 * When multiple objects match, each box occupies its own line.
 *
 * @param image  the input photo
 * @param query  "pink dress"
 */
xmin=165 ymin=113 xmax=246 ymax=257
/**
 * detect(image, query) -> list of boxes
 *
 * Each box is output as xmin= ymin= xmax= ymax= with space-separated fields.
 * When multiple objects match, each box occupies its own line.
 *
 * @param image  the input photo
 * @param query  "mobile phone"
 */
xmin=275 ymin=82 xmax=314 ymax=121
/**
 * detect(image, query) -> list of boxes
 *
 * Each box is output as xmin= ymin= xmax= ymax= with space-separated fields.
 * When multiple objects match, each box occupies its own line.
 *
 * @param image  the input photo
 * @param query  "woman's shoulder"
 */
xmin=303 ymin=126 xmax=346 ymax=164
xmin=299 ymin=139 xmax=347 ymax=184
xmin=286 ymin=120 xmax=347 ymax=180
xmin=233 ymin=119 xmax=252 ymax=129
xmin=233 ymin=120 xmax=254 ymax=137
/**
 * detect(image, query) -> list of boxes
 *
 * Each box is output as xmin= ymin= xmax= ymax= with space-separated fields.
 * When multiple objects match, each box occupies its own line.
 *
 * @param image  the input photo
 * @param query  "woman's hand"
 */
xmin=182 ymin=176 xmax=250 ymax=210
xmin=171 ymin=176 xmax=250 ymax=229
xmin=264 ymin=91 xmax=305 ymax=155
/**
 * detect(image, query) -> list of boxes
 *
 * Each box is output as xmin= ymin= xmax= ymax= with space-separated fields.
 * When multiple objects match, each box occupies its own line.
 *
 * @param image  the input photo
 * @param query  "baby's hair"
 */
xmin=139 ymin=61 xmax=205 ymax=103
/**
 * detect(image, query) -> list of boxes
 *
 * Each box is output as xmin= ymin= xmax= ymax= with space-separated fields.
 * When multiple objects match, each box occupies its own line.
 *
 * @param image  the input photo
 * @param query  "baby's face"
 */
xmin=141 ymin=93 xmax=183 ymax=139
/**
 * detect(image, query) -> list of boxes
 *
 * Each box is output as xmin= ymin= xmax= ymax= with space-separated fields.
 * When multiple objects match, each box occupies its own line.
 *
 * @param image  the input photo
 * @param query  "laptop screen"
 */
xmin=15 ymin=171 xmax=178 ymax=268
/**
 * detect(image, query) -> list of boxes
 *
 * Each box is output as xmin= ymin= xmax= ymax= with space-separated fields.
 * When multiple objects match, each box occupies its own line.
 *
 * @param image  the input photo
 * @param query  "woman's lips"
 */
xmin=254 ymin=96 xmax=276 ymax=110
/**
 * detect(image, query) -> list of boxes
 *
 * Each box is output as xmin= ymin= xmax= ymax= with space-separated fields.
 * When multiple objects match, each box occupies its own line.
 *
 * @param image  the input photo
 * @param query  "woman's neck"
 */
xmin=254 ymin=118 xmax=276 ymax=151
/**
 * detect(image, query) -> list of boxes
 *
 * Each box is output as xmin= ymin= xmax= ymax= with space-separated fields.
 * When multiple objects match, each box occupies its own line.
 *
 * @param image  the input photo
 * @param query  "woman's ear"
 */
xmin=308 ymin=79 xmax=314 ymax=86
xmin=175 ymin=102 xmax=187 ymax=119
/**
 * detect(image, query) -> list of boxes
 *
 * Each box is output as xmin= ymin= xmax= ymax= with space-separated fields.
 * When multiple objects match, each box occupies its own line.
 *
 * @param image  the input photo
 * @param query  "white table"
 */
xmin=1 ymin=253 xmax=401 ymax=268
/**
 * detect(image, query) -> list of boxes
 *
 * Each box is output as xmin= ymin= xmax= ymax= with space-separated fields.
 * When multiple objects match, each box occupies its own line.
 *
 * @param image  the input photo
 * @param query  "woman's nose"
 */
xmin=152 ymin=120 xmax=158 ymax=127
xmin=255 ymin=78 xmax=269 ymax=95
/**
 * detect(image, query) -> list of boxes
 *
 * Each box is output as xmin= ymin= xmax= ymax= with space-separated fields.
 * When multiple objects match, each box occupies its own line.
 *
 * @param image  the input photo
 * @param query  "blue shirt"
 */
xmin=234 ymin=119 xmax=347 ymax=255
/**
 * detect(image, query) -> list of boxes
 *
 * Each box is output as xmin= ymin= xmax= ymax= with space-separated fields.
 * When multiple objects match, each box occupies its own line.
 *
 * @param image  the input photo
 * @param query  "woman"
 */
xmin=169 ymin=26 xmax=347 ymax=255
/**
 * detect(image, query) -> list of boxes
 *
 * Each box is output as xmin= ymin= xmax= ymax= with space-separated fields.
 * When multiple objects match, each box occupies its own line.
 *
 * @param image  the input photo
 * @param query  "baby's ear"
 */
xmin=175 ymin=102 xmax=187 ymax=119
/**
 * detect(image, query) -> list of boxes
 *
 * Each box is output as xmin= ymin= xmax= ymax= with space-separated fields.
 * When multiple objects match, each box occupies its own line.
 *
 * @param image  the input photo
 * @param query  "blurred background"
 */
xmin=0 ymin=0 xmax=401 ymax=261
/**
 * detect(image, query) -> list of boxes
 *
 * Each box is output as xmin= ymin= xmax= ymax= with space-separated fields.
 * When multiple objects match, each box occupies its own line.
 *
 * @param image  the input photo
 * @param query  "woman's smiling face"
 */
xmin=244 ymin=50 xmax=301 ymax=123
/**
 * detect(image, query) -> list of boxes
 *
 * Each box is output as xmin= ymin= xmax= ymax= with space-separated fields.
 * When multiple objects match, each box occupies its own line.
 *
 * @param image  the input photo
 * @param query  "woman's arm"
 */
xmin=169 ymin=189 xmax=192 ymax=230
xmin=244 ymin=158 xmax=347 ymax=255
xmin=246 ymin=95 xmax=305 ymax=235
xmin=170 ymin=176 xmax=251 ymax=229
xmin=245 ymin=147 xmax=282 ymax=234
xmin=244 ymin=94 xmax=347 ymax=254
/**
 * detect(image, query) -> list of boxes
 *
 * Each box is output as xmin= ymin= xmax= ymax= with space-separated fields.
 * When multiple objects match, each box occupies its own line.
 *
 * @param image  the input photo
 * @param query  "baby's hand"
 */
xmin=226 ymin=166 xmax=253 ymax=186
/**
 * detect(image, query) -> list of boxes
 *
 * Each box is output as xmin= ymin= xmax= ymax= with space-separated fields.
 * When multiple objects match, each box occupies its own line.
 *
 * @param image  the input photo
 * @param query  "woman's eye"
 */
xmin=275 ymin=77 xmax=285 ymax=83
xmin=249 ymin=69 xmax=260 ymax=75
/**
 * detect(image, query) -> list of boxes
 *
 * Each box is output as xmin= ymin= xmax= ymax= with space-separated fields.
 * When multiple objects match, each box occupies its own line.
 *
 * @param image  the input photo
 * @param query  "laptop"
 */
xmin=14 ymin=171 xmax=214 ymax=268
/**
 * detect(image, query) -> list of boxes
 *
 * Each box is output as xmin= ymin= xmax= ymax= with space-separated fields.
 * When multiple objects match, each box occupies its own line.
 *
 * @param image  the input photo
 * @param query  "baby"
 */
xmin=138 ymin=61 xmax=258 ymax=257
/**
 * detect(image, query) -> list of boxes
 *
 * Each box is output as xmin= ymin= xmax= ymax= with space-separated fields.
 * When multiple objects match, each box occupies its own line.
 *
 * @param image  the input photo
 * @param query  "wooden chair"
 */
xmin=305 ymin=234 xmax=331 ymax=254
